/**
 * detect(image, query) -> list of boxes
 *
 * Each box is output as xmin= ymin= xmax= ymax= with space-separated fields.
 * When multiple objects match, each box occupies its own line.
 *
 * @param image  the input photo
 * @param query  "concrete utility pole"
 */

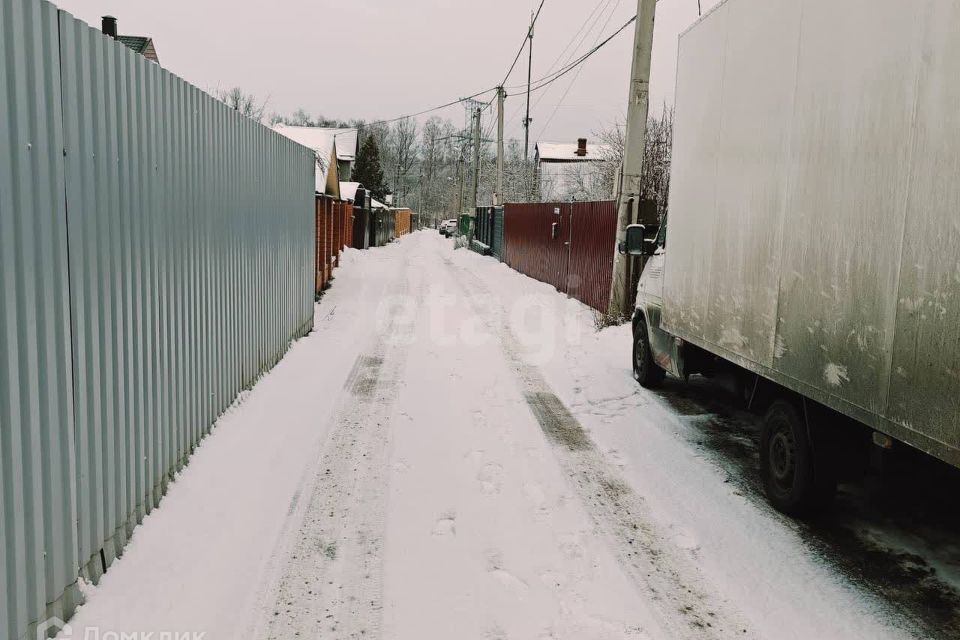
xmin=468 ymin=105 xmax=482 ymax=242
xmin=417 ymin=168 xmax=424 ymax=228
xmin=457 ymin=150 xmax=465 ymax=215
xmin=608 ymin=0 xmax=657 ymax=318
xmin=471 ymin=106 xmax=481 ymax=210
xmin=495 ymin=86 xmax=505 ymax=206
xmin=460 ymin=98 xmax=483 ymax=214
xmin=523 ymin=11 xmax=535 ymax=161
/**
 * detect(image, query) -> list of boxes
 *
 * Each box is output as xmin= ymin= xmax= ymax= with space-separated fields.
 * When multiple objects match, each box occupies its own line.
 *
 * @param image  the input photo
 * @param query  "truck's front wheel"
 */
xmin=760 ymin=400 xmax=836 ymax=515
xmin=633 ymin=316 xmax=665 ymax=388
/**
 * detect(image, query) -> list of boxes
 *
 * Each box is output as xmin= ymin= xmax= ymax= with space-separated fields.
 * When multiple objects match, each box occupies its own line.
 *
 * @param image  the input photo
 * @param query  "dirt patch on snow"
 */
xmin=525 ymin=391 xmax=592 ymax=451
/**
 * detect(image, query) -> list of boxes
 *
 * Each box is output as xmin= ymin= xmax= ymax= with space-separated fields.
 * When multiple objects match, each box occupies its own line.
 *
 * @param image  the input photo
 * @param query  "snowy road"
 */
xmin=60 ymin=231 xmax=958 ymax=640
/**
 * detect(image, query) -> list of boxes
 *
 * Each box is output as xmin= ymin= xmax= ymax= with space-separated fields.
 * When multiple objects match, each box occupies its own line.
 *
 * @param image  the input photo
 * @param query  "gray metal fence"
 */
xmin=1 ymin=2 xmax=315 ymax=638
xmin=491 ymin=206 xmax=504 ymax=260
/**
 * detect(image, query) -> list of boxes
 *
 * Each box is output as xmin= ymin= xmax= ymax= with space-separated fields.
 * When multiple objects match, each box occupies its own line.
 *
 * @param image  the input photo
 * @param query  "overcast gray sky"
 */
xmin=53 ymin=0 xmax=720 ymax=144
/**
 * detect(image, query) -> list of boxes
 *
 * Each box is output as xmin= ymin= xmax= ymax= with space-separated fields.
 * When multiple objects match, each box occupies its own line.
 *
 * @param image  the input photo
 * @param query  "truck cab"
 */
xmin=625 ymin=223 xmax=684 ymax=385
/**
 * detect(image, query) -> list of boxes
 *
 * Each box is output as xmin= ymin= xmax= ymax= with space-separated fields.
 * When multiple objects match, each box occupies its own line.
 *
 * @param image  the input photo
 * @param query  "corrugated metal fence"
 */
xmin=1 ymin=2 xmax=78 ymax=637
xmin=492 ymin=207 xmax=504 ymax=260
xmin=1 ymin=2 xmax=315 ymax=638
xmin=566 ymin=201 xmax=619 ymax=312
xmin=502 ymin=201 xmax=617 ymax=313
xmin=474 ymin=206 xmax=493 ymax=252
xmin=474 ymin=206 xmax=504 ymax=257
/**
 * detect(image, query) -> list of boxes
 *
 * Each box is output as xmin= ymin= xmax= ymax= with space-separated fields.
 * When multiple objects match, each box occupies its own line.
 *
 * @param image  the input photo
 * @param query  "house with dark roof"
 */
xmin=101 ymin=16 xmax=160 ymax=64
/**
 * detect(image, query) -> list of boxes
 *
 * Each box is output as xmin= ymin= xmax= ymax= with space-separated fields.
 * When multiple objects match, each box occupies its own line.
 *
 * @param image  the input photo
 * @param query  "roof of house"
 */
xmin=116 ymin=35 xmax=159 ymax=63
xmin=339 ymin=181 xmax=361 ymax=203
xmin=314 ymin=149 xmax=340 ymax=197
xmin=274 ymin=125 xmax=340 ymax=197
xmin=117 ymin=35 xmax=148 ymax=52
xmin=535 ymin=141 xmax=612 ymax=162
xmin=337 ymin=182 xmax=385 ymax=208
xmin=272 ymin=125 xmax=358 ymax=162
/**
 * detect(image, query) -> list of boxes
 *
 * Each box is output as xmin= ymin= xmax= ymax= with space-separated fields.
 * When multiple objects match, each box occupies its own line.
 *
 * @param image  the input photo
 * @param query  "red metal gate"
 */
xmin=502 ymin=200 xmax=617 ymax=312
xmin=502 ymin=202 xmax=572 ymax=295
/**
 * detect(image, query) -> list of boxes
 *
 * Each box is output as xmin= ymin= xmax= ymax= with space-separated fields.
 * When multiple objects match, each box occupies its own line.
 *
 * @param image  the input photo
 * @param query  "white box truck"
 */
xmin=627 ymin=0 xmax=960 ymax=514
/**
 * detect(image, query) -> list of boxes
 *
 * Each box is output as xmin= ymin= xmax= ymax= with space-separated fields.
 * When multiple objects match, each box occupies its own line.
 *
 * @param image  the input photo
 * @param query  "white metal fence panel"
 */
xmin=1 ymin=0 xmax=81 ymax=638
xmin=2 ymin=2 xmax=315 ymax=638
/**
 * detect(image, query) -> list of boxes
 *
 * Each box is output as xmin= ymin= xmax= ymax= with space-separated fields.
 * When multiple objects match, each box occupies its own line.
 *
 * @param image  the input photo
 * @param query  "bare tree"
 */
xmin=271 ymin=109 xmax=360 ymax=128
xmin=216 ymin=87 xmax=267 ymax=123
xmin=595 ymin=121 xmax=626 ymax=199
xmin=595 ymin=105 xmax=674 ymax=220
xmin=500 ymin=140 xmax=538 ymax=203
xmin=289 ymin=108 xmax=314 ymax=126
xmin=387 ymin=118 xmax=419 ymax=204
xmin=419 ymin=117 xmax=457 ymax=224
xmin=640 ymin=106 xmax=675 ymax=221
xmin=563 ymin=161 xmax=613 ymax=201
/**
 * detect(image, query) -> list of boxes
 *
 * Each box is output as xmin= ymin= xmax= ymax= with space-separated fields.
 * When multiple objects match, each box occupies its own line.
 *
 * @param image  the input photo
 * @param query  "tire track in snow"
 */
xmin=254 ymin=245 xmax=422 ymax=640
xmin=446 ymin=254 xmax=754 ymax=639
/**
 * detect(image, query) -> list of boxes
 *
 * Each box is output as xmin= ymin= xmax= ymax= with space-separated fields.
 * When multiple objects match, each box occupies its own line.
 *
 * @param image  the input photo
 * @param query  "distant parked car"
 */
xmin=440 ymin=219 xmax=458 ymax=237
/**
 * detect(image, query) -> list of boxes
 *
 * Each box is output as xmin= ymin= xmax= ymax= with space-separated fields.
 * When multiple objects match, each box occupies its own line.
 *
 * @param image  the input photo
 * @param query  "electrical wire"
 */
xmin=539 ymin=0 xmax=611 ymax=78
xmin=532 ymin=0 xmax=621 ymax=105
xmin=504 ymin=0 xmax=616 ymax=133
xmin=536 ymin=0 xmax=623 ymax=139
xmin=527 ymin=0 xmax=675 ymax=94
xmin=500 ymin=9 xmax=636 ymax=138
xmin=362 ymin=0 xmax=542 ymax=130
xmin=361 ymin=87 xmax=499 ymax=128
xmin=511 ymin=14 xmax=637 ymax=95
xmin=499 ymin=0 xmax=547 ymax=88
xmin=362 ymin=5 xmax=635 ymax=138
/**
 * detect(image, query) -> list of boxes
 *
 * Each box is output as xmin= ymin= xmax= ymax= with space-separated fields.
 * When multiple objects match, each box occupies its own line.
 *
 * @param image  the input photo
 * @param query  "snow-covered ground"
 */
xmin=57 ymin=231 xmax=952 ymax=640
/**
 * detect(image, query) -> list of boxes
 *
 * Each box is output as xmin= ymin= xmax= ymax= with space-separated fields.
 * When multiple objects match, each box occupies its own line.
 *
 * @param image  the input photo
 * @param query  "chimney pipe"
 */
xmin=102 ymin=16 xmax=117 ymax=39
xmin=576 ymin=138 xmax=587 ymax=156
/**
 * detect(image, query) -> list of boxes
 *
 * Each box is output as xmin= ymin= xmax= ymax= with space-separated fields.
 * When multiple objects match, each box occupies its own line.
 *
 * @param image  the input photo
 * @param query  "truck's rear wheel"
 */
xmin=633 ymin=317 xmax=665 ymax=388
xmin=760 ymin=400 xmax=836 ymax=515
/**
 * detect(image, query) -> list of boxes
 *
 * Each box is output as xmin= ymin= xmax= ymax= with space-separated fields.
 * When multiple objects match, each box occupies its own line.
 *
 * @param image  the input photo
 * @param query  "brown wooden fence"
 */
xmin=395 ymin=208 xmax=412 ymax=237
xmin=315 ymin=195 xmax=354 ymax=294
xmin=502 ymin=201 xmax=617 ymax=312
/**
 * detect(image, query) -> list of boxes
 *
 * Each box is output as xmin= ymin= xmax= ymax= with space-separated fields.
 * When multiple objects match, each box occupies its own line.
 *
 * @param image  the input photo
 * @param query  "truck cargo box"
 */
xmin=662 ymin=0 xmax=960 ymax=466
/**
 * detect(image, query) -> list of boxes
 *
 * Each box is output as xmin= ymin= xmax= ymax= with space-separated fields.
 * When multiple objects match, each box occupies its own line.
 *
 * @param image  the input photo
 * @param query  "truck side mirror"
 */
xmin=624 ymin=224 xmax=657 ymax=256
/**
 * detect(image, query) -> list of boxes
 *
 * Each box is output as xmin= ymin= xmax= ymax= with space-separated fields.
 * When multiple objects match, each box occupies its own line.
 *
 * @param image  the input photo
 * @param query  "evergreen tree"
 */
xmin=353 ymin=134 xmax=387 ymax=200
